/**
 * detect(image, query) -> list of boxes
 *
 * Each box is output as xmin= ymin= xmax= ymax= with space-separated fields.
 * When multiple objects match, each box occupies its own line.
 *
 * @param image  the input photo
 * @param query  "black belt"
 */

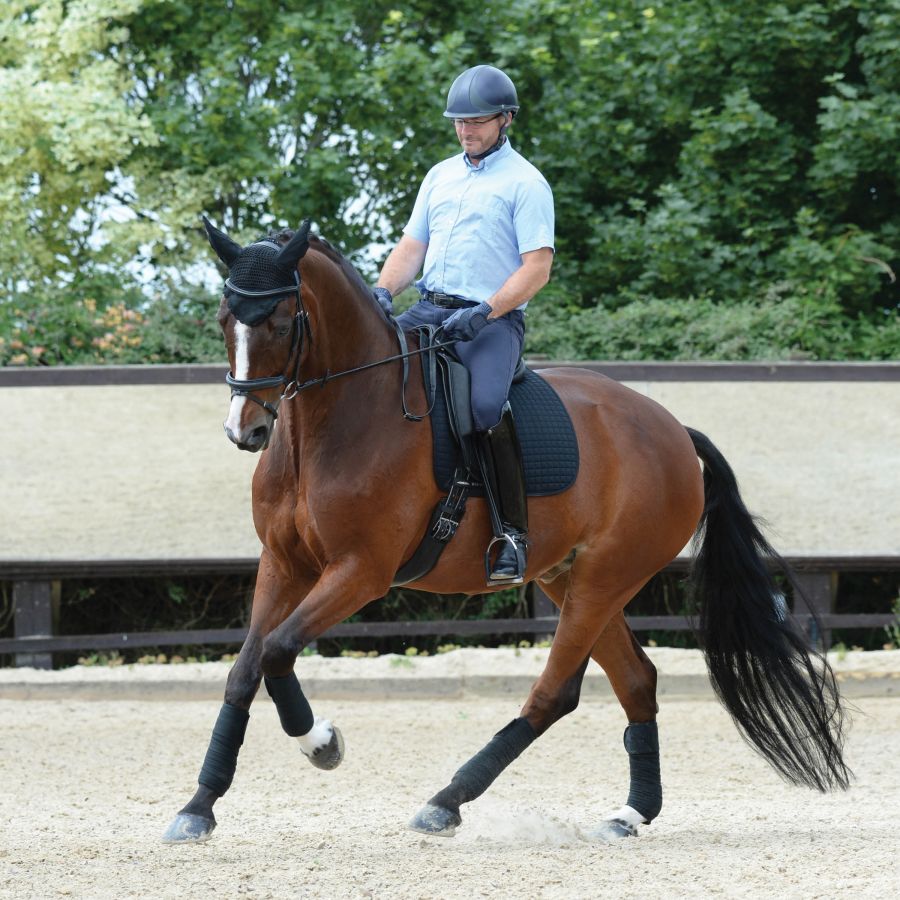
xmin=422 ymin=290 xmax=477 ymax=309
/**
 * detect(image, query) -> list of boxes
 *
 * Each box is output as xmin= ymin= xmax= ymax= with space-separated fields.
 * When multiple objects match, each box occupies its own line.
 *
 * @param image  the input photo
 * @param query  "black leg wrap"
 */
xmin=624 ymin=721 xmax=662 ymax=822
xmin=265 ymin=672 xmax=314 ymax=737
xmin=198 ymin=703 xmax=250 ymax=796
xmin=429 ymin=717 xmax=537 ymax=814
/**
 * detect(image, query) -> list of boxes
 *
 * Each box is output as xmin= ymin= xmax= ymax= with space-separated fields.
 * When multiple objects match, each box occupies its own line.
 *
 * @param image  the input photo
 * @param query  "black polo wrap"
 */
xmin=197 ymin=702 xmax=250 ymax=797
xmin=265 ymin=672 xmax=315 ymax=737
xmin=624 ymin=720 xmax=663 ymax=822
xmin=428 ymin=717 xmax=537 ymax=815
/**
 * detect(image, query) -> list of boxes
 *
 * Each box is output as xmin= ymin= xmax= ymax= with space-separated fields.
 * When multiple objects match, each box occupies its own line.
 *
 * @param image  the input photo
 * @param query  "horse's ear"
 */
xmin=202 ymin=215 xmax=242 ymax=268
xmin=275 ymin=220 xmax=312 ymax=272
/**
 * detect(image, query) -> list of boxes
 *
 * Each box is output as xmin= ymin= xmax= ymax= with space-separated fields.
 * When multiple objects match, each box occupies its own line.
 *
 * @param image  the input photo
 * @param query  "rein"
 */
xmin=291 ymin=321 xmax=454 ymax=422
xmin=226 ymin=270 xmax=454 ymax=421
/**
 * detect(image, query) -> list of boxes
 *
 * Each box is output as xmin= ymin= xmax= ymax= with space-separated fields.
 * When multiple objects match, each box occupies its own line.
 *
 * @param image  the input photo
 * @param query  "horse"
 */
xmin=162 ymin=219 xmax=849 ymax=844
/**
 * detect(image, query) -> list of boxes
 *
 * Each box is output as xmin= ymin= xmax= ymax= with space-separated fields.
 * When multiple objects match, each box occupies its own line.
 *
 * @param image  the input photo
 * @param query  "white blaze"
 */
xmin=224 ymin=323 xmax=251 ymax=434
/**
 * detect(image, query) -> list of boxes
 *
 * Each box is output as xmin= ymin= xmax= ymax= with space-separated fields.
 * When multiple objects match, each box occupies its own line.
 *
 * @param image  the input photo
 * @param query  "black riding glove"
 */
xmin=441 ymin=302 xmax=493 ymax=342
xmin=372 ymin=287 xmax=393 ymax=315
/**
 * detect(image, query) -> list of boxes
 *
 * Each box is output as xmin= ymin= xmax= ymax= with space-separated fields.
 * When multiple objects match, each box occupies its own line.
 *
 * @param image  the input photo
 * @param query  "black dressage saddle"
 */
xmin=392 ymin=334 xmax=578 ymax=586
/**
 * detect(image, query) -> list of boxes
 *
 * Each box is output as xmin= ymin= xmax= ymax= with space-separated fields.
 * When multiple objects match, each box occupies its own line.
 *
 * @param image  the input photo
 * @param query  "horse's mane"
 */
xmin=261 ymin=228 xmax=373 ymax=301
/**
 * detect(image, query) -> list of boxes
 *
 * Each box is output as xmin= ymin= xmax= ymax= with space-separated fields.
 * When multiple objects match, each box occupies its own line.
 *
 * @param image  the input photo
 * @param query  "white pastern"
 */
xmin=295 ymin=717 xmax=334 ymax=757
xmin=604 ymin=805 xmax=646 ymax=828
xmin=224 ymin=323 xmax=251 ymax=433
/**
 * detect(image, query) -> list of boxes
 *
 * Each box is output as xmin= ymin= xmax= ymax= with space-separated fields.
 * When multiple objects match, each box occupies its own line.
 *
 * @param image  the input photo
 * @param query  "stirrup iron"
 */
xmin=485 ymin=533 xmax=527 ymax=585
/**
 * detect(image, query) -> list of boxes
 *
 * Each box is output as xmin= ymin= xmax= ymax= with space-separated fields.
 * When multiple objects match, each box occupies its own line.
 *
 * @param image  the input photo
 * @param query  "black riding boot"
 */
xmin=477 ymin=404 xmax=528 ymax=585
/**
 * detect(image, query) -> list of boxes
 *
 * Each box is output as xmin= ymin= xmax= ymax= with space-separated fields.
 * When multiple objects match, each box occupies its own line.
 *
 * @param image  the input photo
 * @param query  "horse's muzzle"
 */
xmin=224 ymin=422 xmax=271 ymax=453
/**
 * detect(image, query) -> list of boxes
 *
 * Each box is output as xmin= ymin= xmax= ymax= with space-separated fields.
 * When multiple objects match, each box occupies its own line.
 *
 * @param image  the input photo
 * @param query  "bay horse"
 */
xmin=163 ymin=219 xmax=849 ymax=844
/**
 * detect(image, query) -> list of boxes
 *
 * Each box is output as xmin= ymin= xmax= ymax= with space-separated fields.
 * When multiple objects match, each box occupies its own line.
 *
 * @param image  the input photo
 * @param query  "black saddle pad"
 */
xmin=430 ymin=367 xmax=579 ymax=497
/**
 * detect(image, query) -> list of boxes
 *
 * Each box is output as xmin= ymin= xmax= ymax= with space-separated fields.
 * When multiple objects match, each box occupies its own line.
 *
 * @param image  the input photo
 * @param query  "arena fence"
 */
xmin=3 ymin=361 xmax=898 ymax=668
xmin=2 ymin=556 xmax=896 ymax=669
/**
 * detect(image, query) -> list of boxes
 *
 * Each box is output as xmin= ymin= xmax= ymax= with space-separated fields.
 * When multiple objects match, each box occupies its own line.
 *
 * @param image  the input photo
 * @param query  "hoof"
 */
xmin=161 ymin=812 xmax=216 ymax=844
xmin=408 ymin=803 xmax=461 ymax=837
xmin=590 ymin=818 xmax=639 ymax=841
xmin=307 ymin=724 xmax=345 ymax=771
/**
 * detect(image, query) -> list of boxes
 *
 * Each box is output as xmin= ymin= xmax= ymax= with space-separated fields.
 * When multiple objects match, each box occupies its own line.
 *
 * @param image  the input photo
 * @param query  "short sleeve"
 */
xmin=403 ymin=169 xmax=435 ymax=244
xmin=513 ymin=178 xmax=555 ymax=255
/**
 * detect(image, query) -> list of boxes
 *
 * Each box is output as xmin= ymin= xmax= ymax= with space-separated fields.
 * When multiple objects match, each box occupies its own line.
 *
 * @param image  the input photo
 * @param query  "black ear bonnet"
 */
xmin=224 ymin=242 xmax=299 ymax=326
xmin=202 ymin=217 xmax=311 ymax=326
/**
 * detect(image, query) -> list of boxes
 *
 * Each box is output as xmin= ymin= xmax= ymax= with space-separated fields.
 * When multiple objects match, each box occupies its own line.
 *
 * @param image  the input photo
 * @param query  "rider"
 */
xmin=373 ymin=64 xmax=555 ymax=585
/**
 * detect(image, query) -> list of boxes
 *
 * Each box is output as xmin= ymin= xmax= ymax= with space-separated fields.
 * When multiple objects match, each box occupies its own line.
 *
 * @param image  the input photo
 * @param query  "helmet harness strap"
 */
xmin=466 ymin=112 xmax=514 ymax=163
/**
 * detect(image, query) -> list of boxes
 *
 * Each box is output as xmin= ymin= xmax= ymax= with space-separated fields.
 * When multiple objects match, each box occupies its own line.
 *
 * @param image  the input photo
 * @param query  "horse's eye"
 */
xmin=276 ymin=325 xmax=291 ymax=338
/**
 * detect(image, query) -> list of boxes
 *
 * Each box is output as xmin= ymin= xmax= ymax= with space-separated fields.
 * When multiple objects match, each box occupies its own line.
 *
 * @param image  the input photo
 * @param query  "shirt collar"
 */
xmin=463 ymin=137 xmax=513 ymax=171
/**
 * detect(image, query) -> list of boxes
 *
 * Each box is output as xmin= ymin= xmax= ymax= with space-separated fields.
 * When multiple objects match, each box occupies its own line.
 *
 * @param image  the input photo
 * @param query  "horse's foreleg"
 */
xmin=256 ymin=559 xmax=388 ymax=771
xmin=262 ymin=669 xmax=345 ymax=771
xmin=541 ymin=576 xmax=662 ymax=839
xmin=161 ymin=631 xmax=265 ymax=843
xmin=162 ymin=557 xmax=315 ymax=844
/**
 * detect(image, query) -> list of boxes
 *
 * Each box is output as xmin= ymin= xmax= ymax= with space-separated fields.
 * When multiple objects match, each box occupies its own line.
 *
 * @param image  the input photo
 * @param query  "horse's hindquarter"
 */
xmin=541 ymin=368 xmax=704 ymax=567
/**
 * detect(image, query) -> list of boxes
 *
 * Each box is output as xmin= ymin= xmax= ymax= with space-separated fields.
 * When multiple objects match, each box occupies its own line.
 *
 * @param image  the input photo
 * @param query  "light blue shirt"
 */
xmin=404 ymin=140 xmax=554 ymax=307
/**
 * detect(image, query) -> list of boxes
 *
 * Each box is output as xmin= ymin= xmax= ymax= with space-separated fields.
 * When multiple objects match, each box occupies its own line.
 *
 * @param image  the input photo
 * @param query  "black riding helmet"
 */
xmin=443 ymin=65 xmax=519 ymax=119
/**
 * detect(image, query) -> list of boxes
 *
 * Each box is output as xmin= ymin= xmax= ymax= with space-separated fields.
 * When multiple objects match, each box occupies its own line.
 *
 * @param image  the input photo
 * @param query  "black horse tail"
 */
xmin=686 ymin=427 xmax=850 ymax=792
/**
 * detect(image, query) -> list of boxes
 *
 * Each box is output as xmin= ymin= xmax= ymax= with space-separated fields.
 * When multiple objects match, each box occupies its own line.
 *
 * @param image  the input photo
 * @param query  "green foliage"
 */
xmin=884 ymin=594 xmax=900 ymax=649
xmin=1 ymin=0 xmax=898 ymax=363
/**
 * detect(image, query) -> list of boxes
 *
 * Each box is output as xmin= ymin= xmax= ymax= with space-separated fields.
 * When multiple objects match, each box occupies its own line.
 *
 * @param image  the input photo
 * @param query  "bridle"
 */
xmin=224 ymin=252 xmax=456 ymax=424
xmin=224 ymin=252 xmax=310 ymax=421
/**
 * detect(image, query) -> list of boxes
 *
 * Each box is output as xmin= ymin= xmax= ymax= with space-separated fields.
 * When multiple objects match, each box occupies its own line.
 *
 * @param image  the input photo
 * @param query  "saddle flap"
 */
xmin=437 ymin=355 xmax=475 ymax=441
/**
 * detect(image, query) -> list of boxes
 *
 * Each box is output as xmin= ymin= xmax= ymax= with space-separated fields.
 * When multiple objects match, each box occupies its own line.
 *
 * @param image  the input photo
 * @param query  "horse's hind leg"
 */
xmin=585 ymin=612 xmax=662 ymax=839
xmin=541 ymin=575 xmax=662 ymax=839
xmin=410 ymin=559 xmax=640 ymax=837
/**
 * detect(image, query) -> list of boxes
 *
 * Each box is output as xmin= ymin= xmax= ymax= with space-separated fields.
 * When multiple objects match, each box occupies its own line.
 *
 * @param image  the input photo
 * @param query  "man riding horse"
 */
xmin=374 ymin=64 xmax=555 ymax=586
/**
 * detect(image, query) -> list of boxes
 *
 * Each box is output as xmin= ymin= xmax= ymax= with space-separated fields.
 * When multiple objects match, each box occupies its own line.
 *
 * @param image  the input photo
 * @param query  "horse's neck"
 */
xmin=302 ymin=251 xmax=395 ymax=378
xmin=285 ymin=253 xmax=401 ymax=455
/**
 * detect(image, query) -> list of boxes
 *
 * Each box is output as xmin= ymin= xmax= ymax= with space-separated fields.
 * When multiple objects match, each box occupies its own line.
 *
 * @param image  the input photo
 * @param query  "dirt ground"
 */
xmin=1 ymin=689 xmax=897 ymax=899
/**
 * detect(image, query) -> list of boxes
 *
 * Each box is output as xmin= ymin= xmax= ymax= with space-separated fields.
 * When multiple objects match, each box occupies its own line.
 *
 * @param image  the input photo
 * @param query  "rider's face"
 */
xmin=454 ymin=113 xmax=510 ymax=160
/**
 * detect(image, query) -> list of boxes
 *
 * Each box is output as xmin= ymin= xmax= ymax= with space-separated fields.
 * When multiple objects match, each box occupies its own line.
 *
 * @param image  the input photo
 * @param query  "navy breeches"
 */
xmin=396 ymin=301 xmax=525 ymax=432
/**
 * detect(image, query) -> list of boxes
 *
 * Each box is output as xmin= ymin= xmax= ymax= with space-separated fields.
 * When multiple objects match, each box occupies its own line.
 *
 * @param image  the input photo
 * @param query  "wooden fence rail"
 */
xmin=1 ymin=613 xmax=896 ymax=660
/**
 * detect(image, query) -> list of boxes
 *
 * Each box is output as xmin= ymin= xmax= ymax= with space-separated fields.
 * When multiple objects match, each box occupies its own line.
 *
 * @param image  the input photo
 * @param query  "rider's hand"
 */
xmin=441 ymin=302 xmax=493 ymax=342
xmin=372 ymin=287 xmax=393 ymax=315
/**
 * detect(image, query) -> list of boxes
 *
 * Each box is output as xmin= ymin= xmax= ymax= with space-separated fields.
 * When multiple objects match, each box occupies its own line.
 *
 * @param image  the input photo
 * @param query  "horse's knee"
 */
xmin=260 ymin=631 xmax=299 ymax=678
xmin=223 ymin=663 xmax=261 ymax=710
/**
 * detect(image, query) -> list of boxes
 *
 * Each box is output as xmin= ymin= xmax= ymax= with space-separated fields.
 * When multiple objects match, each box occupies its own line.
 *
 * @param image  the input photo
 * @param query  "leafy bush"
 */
xmin=2 ymin=0 xmax=898 ymax=364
